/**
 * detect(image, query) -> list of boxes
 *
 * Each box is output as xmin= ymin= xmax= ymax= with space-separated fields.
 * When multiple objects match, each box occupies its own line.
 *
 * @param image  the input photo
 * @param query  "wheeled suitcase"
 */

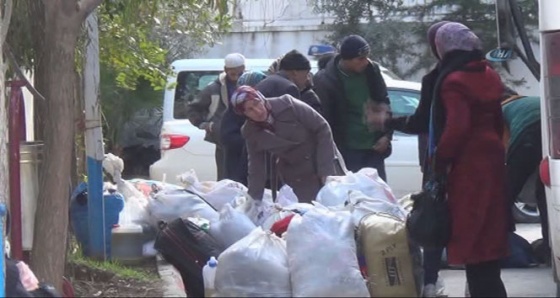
xmin=154 ymin=218 xmax=224 ymax=297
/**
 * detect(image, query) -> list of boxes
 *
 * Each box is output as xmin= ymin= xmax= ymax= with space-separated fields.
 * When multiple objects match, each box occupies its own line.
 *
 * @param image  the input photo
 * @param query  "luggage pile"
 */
xmin=152 ymin=167 xmax=424 ymax=298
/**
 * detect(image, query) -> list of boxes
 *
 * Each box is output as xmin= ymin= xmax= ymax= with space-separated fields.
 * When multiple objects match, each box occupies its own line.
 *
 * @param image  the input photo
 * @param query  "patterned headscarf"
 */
xmin=427 ymin=21 xmax=450 ymax=59
xmin=237 ymin=70 xmax=267 ymax=87
xmin=435 ymin=22 xmax=482 ymax=59
xmin=230 ymin=85 xmax=266 ymax=115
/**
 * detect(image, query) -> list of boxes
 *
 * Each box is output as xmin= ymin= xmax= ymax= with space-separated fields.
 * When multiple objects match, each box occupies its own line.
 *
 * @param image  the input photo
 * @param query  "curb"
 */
xmin=156 ymin=254 xmax=187 ymax=297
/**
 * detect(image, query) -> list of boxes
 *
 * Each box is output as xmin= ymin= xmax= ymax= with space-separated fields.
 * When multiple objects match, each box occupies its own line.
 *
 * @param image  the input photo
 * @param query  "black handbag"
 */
xmin=406 ymin=174 xmax=451 ymax=249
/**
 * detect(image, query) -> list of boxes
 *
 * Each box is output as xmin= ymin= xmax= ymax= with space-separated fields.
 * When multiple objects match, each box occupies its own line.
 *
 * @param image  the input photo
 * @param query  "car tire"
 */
xmin=512 ymin=202 xmax=541 ymax=223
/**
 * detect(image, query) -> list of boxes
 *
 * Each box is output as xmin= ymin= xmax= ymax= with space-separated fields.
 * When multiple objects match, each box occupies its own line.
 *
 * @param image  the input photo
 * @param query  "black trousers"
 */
xmin=506 ymin=122 xmax=549 ymax=246
xmin=215 ymin=145 xmax=225 ymax=181
xmin=466 ymin=259 xmax=507 ymax=297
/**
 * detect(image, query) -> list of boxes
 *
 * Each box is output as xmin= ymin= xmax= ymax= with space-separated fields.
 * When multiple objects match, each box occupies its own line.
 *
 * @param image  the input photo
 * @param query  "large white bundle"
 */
xmin=316 ymin=168 xmax=397 ymax=207
xmin=178 ymin=169 xmax=249 ymax=210
xmin=215 ymin=227 xmax=291 ymax=297
xmin=209 ymin=204 xmax=257 ymax=249
xmin=347 ymin=190 xmax=408 ymax=226
xmin=147 ymin=189 xmax=219 ymax=225
xmin=286 ymin=207 xmax=369 ymax=297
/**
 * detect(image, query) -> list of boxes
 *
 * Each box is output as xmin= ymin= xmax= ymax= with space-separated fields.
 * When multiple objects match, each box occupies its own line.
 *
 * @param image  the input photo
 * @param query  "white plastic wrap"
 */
xmin=209 ymin=204 xmax=257 ymax=249
xmin=147 ymin=188 xmax=219 ymax=226
xmin=235 ymin=194 xmax=277 ymax=226
xmin=347 ymin=190 xmax=408 ymax=226
xmin=286 ymin=208 xmax=369 ymax=297
xmin=179 ymin=170 xmax=249 ymax=211
xmin=316 ymin=167 xmax=397 ymax=208
xmin=215 ymin=227 xmax=292 ymax=297
xmin=276 ymin=185 xmax=298 ymax=207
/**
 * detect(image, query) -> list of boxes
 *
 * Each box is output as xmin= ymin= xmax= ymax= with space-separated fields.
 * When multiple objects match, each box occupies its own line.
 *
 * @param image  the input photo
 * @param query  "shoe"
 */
xmin=423 ymin=280 xmax=447 ymax=297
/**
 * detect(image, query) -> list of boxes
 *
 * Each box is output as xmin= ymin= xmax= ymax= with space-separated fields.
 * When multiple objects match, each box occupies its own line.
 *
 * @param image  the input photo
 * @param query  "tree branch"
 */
xmin=4 ymin=43 xmax=46 ymax=101
xmin=78 ymin=0 xmax=103 ymax=18
xmin=0 ymin=0 xmax=13 ymax=44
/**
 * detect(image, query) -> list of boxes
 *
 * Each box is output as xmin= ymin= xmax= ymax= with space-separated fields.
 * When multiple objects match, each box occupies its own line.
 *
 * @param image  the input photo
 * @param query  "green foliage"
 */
xmin=313 ymin=0 xmax=538 ymax=83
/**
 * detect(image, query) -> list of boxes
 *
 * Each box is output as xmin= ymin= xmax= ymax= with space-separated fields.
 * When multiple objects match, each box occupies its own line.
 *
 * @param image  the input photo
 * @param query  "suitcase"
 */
xmin=154 ymin=218 xmax=224 ymax=297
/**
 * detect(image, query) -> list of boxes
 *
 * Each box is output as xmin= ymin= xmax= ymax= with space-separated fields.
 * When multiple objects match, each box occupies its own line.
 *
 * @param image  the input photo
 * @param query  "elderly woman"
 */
xmin=231 ymin=85 xmax=338 ymax=203
xmin=430 ymin=22 xmax=509 ymax=297
xmin=220 ymin=71 xmax=267 ymax=185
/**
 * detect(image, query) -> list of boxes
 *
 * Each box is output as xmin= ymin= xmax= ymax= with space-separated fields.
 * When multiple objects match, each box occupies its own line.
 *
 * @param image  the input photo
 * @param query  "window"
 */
xmin=173 ymin=71 xmax=220 ymax=119
xmin=387 ymin=89 xmax=420 ymax=118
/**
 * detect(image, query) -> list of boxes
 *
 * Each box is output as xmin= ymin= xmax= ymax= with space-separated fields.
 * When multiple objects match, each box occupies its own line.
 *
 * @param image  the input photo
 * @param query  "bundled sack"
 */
xmin=179 ymin=169 xmax=249 ymax=210
xmin=209 ymin=204 xmax=257 ymax=249
xmin=261 ymin=202 xmax=314 ymax=231
xmin=235 ymin=193 xmax=277 ymax=226
xmin=215 ymin=227 xmax=291 ymax=297
xmin=276 ymin=185 xmax=299 ymax=207
xmin=286 ymin=207 xmax=369 ymax=297
xmin=358 ymin=212 xmax=423 ymax=297
xmin=147 ymin=188 xmax=219 ymax=226
xmin=347 ymin=190 xmax=408 ymax=226
xmin=316 ymin=168 xmax=397 ymax=208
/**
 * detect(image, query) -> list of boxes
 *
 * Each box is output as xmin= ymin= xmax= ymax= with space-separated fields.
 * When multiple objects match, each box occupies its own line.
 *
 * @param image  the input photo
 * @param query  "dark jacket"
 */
xmin=220 ymin=106 xmax=248 ymax=185
xmin=300 ymin=87 xmax=322 ymax=113
xmin=184 ymin=73 xmax=230 ymax=146
xmin=313 ymin=54 xmax=391 ymax=147
xmin=242 ymin=95 xmax=338 ymax=203
xmin=255 ymin=72 xmax=300 ymax=98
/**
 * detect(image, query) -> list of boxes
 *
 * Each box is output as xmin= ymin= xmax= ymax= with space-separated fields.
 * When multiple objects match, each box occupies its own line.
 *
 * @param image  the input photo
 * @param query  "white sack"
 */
xmin=276 ymin=185 xmax=298 ymax=207
xmin=235 ymin=193 xmax=276 ymax=226
xmin=209 ymin=204 xmax=257 ymax=249
xmin=179 ymin=169 xmax=249 ymax=210
xmin=316 ymin=167 xmax=397 ymax=208
xmin=347 ymin=190 xmax=408 ymax=226
xmin=286 ymin=208 xmax=369 ymax=297
xmin=215 ymin=227 xmax=291 ymax=297
xmin=147 ymin=188 xmax=219 ymax=226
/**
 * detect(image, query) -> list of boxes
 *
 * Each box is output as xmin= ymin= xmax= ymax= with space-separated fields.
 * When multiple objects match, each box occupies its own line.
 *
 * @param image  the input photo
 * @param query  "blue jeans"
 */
xmin=424 ymin=246 xmax=444 ymax=285
xmin=339 ymin=147 xmax=387 ymax=181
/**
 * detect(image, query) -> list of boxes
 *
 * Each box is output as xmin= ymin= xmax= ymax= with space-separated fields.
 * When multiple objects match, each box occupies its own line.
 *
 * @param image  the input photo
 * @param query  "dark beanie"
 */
xmin=340 ymin=35 xmax=370 ymax=60
xmin=279 ymin=50 xmax=311 ymax=71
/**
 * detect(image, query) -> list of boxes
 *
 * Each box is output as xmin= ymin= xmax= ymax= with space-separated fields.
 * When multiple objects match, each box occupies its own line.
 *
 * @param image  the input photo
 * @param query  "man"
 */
xmin=313 ymin=35 xmax=392 ymax=180
xmin=257 ymin=50 xmax=311 ymax=99
xmin=502 ymin=88 xmax=550 ymax=265
xmin=185 ymin=53 xmax=245 ymax=180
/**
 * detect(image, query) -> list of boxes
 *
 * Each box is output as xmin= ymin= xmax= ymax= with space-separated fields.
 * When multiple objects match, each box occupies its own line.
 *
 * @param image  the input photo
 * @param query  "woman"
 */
xmin=431 ymin=22 xmax=509 ymax=297
xmin=231 ymin=85 xmax=338 ymax=203
xmin=220 ymin=71 xmax=267 ymax=185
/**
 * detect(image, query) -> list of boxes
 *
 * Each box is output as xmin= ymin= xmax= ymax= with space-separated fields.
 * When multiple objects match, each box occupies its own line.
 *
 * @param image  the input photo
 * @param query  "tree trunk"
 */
xmin=30 ymin=0 xmax=103 ymax=289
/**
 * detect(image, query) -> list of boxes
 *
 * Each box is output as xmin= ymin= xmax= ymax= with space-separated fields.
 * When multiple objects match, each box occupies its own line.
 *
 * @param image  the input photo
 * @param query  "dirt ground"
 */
xmin=65 ymin=258 xmax=163 ymax=297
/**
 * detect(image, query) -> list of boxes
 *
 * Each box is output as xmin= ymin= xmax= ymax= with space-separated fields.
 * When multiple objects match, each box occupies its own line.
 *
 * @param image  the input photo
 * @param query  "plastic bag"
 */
xmin=316 ymin=168 xmax=397 ymax=208
xmin=276 ymin=185 xmax=298 ymax=207
xmin=179 ymin=170 xmax=249 ymax=211
xmin=209 ymin=204 xmax=257 ymax=249
xmin=147 ymin=188 xmax=219 ymax=226
xmin=235 ymin=194 xmax=277 ymax=226
xmin=215 ymin=227 xmax=291 ymax=297
xmin=286 ymin=208 xmax=369 ymax=297
xmin=347 ymin=190 xmax=408 ymax=226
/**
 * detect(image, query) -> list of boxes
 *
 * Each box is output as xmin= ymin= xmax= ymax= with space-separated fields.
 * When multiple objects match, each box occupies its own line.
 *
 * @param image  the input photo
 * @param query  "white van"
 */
xmin=149 ymin=58 xmax=422 ymax=198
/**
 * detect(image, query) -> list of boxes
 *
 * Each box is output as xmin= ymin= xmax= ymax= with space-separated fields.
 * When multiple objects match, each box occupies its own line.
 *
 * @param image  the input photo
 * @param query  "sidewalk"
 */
xmin=156 ymin=254 xmax=187 ymax=297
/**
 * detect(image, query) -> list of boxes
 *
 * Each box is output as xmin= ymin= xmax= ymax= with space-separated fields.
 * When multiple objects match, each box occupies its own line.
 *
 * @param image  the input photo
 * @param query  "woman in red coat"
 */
xmin=432 ymin=22 xmax=509 ymax=297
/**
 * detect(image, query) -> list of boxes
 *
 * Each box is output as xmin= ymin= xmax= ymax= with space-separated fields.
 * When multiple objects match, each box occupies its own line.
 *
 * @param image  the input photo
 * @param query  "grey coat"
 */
xmin=255 ymin=72 xmax=300 ymax=98
xmin=242 ymin=95 xmax=338 ymax=203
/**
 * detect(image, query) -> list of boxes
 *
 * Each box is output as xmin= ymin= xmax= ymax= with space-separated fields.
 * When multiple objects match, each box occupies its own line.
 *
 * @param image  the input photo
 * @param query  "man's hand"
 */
xmin=204 ymin=122 xmax=214 ymax=133
xmin=373 ymin=136 xmax=390 ymax=153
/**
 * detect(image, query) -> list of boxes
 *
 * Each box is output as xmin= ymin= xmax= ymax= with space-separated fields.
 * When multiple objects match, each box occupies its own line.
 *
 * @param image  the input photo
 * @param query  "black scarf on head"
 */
xmin=428 ymin=49 xmax=485 ymax=172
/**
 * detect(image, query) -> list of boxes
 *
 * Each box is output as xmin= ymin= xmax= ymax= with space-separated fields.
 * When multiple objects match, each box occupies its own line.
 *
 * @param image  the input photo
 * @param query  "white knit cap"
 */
xmin=224 ymin=53 xmax=246 ymax=68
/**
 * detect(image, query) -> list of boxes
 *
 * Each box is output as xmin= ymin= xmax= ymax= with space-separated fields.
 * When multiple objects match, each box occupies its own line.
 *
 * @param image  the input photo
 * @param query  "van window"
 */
xmin=174 ymin=71 xmax=220 ymax=119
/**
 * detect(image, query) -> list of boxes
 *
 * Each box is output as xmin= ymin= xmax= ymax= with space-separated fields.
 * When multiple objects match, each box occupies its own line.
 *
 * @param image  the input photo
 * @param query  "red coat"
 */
xmin=436 ymin=61 xmax=509 ymax=265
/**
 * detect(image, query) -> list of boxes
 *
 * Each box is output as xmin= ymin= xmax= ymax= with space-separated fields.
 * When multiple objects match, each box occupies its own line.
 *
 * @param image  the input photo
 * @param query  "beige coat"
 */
xmin=242 ymin=94 xmax=338 ymax=203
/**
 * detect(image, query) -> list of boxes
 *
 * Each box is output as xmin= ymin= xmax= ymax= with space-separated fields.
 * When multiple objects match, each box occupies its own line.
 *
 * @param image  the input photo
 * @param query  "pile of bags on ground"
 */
xmin=149 ymin=167 xmax=424 ymax=298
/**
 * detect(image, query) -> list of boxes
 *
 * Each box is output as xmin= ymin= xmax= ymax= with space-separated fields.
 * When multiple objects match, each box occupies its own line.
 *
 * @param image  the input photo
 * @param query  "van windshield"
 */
xmin=174 ymin=71 xmax=220 ymax=119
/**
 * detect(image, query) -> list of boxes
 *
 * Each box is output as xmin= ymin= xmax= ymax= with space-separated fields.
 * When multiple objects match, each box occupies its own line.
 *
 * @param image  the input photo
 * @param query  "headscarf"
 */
xmin=427 ymin=21 xmax=450 ymax=59
xmin=230 ymin=85 xmax=266 ymax=115
xmin=435 ymin=22 xmax=482 ymax=60
xmin=237 ymin=71 xmax=267 ymax=87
